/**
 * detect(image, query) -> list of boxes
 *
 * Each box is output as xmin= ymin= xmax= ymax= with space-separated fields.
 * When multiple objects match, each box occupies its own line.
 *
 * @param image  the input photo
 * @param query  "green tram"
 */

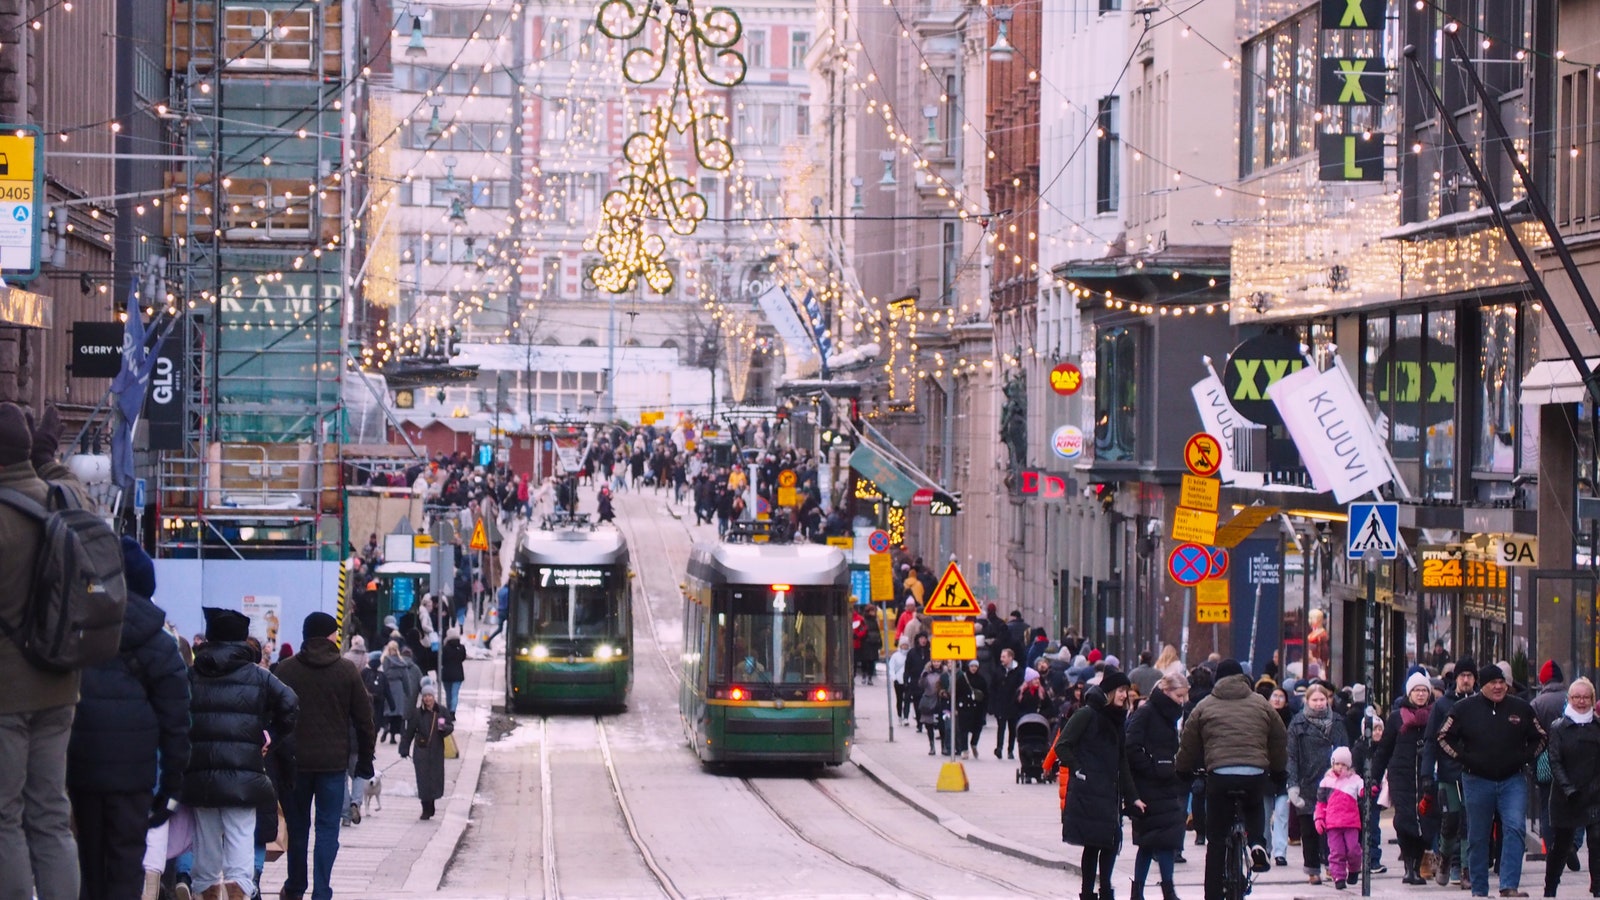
xmin=680 ymin=541 xmax=854 ymax=765
xmin=506 ymin=523 xmax=632 ymax=711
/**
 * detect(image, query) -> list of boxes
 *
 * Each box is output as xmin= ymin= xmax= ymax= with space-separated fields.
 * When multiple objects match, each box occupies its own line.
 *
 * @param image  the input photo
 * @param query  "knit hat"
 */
xmin=1454 ymin=657 xmax=1477 ymax=680
xmin=1023 ymin=667 xmax=1040 ymax=684
xmin=120 ymin=535 xmax=156 ymax=598
xmin=1405 ymin=671 xmax=1432 ymax=697
xmin=1478 ymin=663 xmax=1507 ymax=685
xmin=420 ymin=681 xmax=437 ymax=697
xmin=302 ymin=611 xmax=339 ymax=642
xmin=1087 ymin=648 xmax=1103 ymax=664
xmin=203 ymin=607 xmax=251 ymax=642
xmin=0 ymin=403 xmax=31 ymax=466
xmin=1330 ymin=746 xmax=1353 ymax=767
xmin=1100 ymin=669 xmax=1132 ymax=693
xmin=1215 ymin=658 xmax=1245 ymax=680
xmin=1349 ymin=683 xmax=1367 ymax=704
xmin=1104 ymin=654 xmax=1121 ymax=670
xmin=1541 ymin=659 xmax=1564 ymax=685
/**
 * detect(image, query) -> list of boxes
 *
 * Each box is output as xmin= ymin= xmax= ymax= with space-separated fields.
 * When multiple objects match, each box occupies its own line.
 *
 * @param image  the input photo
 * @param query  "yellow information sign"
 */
xmin=413 ymin=533 xmax=436 ymax=550
xmin=924 ymin=561 xmax=982 ymax=616
xmin=469 ymin=519 xmax=489 ymax=551
xmin=869 ymin=552 xmax=895 ymax=602
xmin=1196 ymin=579 xmax=1229 ymax=606
xmin=777 ymin=486 xmax=797 ymax=507
xmin=1196 ymin=604 xmax=1231 ymax=624
xmin=930 ymin=634 xmax=977 ymax=660
xmin=0 ymin=129 xmax=38 ymax=272
xmin=930 ymin=621 xmax=974 ymax=639
xmin=826 ymin=536 xmax=854 ymax=550
xmin=1212 ymin=506 xmax=1281 ymax=549
xmin=1171 ymin=506 xmax=1219 ymax=545
xmin=1179 ymin=475 xmax=1221 ymax=512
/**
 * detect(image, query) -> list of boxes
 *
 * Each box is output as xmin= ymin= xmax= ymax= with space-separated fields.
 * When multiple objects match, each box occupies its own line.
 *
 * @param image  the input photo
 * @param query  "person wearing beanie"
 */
xmin=1055 ymin=665 xmax=1141 ymax=900
xmin=272 ymin=611 xmax=376 ymax=899
xmin=1422 ymin=657 xmax=1478 ymax=885
xmin=1315 ymin=744 xmax=1366 ymax=889
xmin=67 ymin=535 xmax=191 ymax=900
xmin=0 ymin=401 xmax=89 ymax=899
xmin=399 ymin=680 xmax=454 ymax=820
xmin=1177 ymin=658 xmax=1288 ymax=896
xmin=1436 ymin=662 xmax=1546 ymax=896
xmin=1542 ymin=677 xmax=1600 ymax=897
xmin=1287 ymin=683 xmax=1350 ymax=883
xmin=1125 ymin=671 xmax=1192 ymax=900
xmin=183 ymin=608 xmax=298 ymax=900
xmin=1372 ymin=671 xmax=1439 ymax=884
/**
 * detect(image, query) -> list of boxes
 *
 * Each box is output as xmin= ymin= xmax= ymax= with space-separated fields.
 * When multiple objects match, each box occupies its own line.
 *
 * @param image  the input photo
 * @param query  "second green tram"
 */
xmin=680 ymin=541 xmax=854 ymax=765
xmin=506 ymin=525 xmax=632 ymax=711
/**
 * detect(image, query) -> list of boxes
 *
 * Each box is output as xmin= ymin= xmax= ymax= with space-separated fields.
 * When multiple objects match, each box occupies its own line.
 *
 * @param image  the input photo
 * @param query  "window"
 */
xmin=790 ymin=30 xmax=810 ymax=69
xmin=1241 ymin=8 xmax=1380 ymax=177
xmin=544 ymin=99 xmax=571 ymax=142
xmin=939 ymin=222 xmax=958 ymax=306
xmin=795 ymin=103 xmax=810 ymax=138
xmin=1475 ymin=303 xmax=1540 ymax=475
xmin=392 ymin=64 xmax=514 ymax=96
xmin=699 ymin=176 xmax=722 ymax=220
xmin=944 ymin=74 xmax=961 ymax=156
xmin=422 ymin=9 xmax=508 ymax=38
xmin=1558 ymin=65 xmax=1600 ymax=231
xmin=1096 ymin=96 xmax=1119 ymax=214
xmin=544 ymin=18 xmax=569 ymax=59
xmin=1362 ymin=308 xmax=1458 ymax=499
xmin=761 ymin=103 xmax=782 ymax=145
xmin=709 ymin=586 xmax=849 ymax=686
xmin=746 ymin=30 xmax=766 ymax=69
xmin=541 ymin=257 xmax=562 ymax=297
xmin=1099 ymin=0 xmax=1120 ymax=9
xmin=1093 ymin=326 xmax=1137 ymax=460
xmin=408 ymin=122 xmax=510 ymax=151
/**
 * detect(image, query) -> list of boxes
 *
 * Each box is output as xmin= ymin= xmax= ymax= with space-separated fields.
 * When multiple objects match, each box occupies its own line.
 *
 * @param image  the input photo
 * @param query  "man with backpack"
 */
xmin=0 ymin=403 xmax=113 ymax=900
xmin=68 ymin=536 xmax=191 ymax=900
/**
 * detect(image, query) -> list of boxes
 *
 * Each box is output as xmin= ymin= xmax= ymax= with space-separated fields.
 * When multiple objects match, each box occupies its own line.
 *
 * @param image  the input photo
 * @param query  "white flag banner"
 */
xmin=1267 ymin=365 xmax=1392 ymax=503
xmin=1191 ymin=373 xmax=1247 ymax=484
xmin=755 ymin=285 xmax=818 ymax=368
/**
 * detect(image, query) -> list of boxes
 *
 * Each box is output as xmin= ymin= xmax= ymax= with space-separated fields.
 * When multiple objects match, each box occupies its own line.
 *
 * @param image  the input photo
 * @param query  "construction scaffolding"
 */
xmin=160 ymin=0 xmax=355 ymax=562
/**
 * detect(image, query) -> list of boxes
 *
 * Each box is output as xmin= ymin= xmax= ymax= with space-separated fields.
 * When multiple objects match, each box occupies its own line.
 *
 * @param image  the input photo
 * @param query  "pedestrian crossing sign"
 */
xmin=1347 ymin=502 xmax=1398 ymax=560
xmin=923 ymin=562 xmax=982 ymax=616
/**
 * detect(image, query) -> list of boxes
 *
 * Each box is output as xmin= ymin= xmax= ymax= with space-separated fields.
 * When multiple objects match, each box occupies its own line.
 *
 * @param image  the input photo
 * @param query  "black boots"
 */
xmin=1403 ymin=858 xmax=1428 ymax=885
xmin=1160 ymin=883 xmax=1180 ymax=900
xmin=1131 ymin=882 xmax=1144 ymax=900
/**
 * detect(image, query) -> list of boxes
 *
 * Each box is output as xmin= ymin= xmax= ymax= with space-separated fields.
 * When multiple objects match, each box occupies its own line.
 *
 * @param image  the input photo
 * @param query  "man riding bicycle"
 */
xmin=1177 ymin=658 xmax=1289 ymax=900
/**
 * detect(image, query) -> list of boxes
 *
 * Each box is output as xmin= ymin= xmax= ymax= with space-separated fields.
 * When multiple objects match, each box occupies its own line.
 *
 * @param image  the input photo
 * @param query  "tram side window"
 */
xmin=714 ymin=587 xmax=849 ymax=685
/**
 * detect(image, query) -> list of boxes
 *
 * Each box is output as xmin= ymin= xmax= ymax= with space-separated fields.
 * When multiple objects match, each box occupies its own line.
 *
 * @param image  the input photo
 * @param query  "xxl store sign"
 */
xmin=1318 ymin=0 xmax=1388 ymax=183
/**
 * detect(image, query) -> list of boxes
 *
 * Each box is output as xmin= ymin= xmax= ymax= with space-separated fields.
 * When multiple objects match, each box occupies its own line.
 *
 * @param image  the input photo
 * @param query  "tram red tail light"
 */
xmin=813 ymin=688 xmax=829 ymax=701
xmin=770 ymin=583 xmax=791 ymax=592
xmin=729 ymin=687 xmax=746 ymax=701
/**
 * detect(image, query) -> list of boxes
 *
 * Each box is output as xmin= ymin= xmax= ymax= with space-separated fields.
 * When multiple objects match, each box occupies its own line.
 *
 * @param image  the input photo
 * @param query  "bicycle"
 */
xmin=1220 ymin=786 xmax=1259 ymax=900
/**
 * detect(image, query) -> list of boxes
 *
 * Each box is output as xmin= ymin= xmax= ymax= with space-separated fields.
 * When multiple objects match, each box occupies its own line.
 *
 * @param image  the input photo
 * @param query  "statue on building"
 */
xmin=1000 ymin=368 xmax=1027 ymax=474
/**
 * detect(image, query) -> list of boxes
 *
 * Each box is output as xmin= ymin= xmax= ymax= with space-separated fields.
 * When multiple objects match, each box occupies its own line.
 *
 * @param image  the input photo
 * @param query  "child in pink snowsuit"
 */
xmin=1315 ymin=745 xmax=1365 ymax=889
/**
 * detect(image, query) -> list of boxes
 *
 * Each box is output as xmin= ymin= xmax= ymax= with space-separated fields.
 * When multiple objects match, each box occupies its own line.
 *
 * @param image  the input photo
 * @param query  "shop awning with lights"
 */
xmin=1520 ymin=357 xmax=1600 ymax=405
xmin=847 ymin=425 xmax=957 ymax=511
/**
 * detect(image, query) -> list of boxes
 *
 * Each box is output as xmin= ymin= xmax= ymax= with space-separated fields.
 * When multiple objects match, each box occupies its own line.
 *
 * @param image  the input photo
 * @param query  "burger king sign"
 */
xmin=1052 ymin=425 xmax=1085 ymax=460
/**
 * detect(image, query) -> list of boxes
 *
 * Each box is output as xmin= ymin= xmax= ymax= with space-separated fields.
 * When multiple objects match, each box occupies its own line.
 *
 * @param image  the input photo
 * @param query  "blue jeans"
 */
xmin=1463 ymin=772 xmax=1528 ymax=894
xmin=1270 ymin=792 xmax=1289 ymax=859
xmin=285 ymin=771 xmax=348 ymax=900
xmin=445 ymin=680 xmax=463 ymax=714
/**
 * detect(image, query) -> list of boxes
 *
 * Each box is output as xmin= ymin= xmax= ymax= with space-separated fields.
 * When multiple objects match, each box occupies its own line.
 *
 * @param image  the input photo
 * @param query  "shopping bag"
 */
xmin=264 ymin=805 xmax=287 ymax=862
xmin=443 ymin=733 xmax=459 ymax=760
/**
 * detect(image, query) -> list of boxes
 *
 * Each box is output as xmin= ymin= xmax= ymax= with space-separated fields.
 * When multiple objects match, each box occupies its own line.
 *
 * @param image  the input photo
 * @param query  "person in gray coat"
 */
xmin=1286 ymin=683 xmax=1348 ymax=884
xmin=378 ymin=641 xmax=421 ymax=742
xmin=398 ymin=684 xmax=454 ymax=819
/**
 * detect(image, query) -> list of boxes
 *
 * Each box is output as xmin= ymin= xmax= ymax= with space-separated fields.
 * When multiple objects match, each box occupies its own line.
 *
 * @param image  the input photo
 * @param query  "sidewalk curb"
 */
xmin=402 ymin=656 xmax=503 ymax=891
xmin=849 ymin=746 xmax=1075 ymax=871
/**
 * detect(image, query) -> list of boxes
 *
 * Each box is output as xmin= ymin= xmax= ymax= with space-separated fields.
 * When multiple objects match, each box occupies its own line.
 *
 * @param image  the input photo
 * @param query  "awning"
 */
xmin=1520 ymin=357 xmax=1600 ymax=405
xmin=847 ymin=429 xmax=945 ymax=506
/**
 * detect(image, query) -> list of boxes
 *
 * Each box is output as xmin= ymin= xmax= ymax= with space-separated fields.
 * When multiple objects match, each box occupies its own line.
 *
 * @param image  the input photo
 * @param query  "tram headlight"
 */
xmin=530 ymin=645 xmax=549 ymax=659
xmin=595 ymin=644 xmax=615 ymax=660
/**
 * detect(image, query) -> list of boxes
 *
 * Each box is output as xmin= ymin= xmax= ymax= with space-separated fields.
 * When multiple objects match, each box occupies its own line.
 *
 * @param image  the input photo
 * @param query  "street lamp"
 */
xmin=850 ymin=176 xmax=865 ymax=210
xmin=877 ymin=150 xmax=897 ymax=191
xmin=989 ymin=7 xmax=1016 ymax=63
xmin=405 ymin=7 xmax=428 ymax=58
xmin=425 ymin=95 xmax=445 ymax=139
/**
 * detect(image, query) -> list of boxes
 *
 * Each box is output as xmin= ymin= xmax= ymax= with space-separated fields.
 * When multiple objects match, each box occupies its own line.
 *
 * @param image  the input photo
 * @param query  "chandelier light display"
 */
xmin=585 ymin=0 xmax=747 ymax=293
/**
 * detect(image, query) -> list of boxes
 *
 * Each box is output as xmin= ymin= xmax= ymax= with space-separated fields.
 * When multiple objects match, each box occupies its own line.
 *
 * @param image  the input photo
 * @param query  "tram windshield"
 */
xmin=710 ymin=585 xmax=849 ymax=685
xmin=515 ymin=565 xmax=626 ymax=641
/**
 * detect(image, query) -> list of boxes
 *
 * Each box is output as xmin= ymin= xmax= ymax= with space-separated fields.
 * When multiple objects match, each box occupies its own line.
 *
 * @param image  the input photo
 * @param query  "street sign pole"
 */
xmin=1180 ymin=586 xmax=1192 ymax=664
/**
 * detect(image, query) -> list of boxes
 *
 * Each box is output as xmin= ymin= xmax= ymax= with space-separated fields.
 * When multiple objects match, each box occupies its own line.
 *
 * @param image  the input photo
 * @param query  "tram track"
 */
xmin=742 ymin=777 xmax=939 ymax=900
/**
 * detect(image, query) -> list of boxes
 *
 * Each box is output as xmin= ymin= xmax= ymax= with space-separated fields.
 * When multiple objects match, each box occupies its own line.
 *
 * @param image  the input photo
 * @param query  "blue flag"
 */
xmin=109 ymin=283 xmax=163 ymax=488
xmin=801 ymin=290 xmax=832 ymax=361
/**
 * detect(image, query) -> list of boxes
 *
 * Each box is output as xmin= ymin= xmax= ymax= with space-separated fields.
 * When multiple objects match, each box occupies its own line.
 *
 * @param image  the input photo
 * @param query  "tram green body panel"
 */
xmin=510 ymin=658 xmax=631 ymax=709
xmin=693 ymin=703 xmax=852 ymax=764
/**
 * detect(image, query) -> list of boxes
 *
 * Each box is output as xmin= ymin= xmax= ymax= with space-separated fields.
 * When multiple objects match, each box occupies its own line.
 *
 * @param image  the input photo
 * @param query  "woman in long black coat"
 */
xmin=399 ymin=685 xmax=455 ymax=820
xmin=1056 ymin=670 xmax=1142 ymax=900
xmin=1371 ymin=672 xmax=1440 ymax=885
xmin=1125 ymin=674 xmax=1190 ymax=900
xmin=1545 ymin=676 xmax=1600 ymax=896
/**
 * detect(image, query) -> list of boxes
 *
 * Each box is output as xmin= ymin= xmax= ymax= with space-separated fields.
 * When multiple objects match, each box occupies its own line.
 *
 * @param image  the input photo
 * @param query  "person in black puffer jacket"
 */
xmin=184 ymin=607 xmax=299 ymax=900
xmin=1422 ymin=658 xmax=1475 ymax=885
xmin=1126 ymin=673 xmax=1191 ymax=900
xmin=1543 ymin=677 xmax=1600 ymax=897
xmin=1057 ymin=670 xmax=1141 ymax=900
xmin=440 ymin=629 xmax=468 ymax=714
xmin=67 ymin=536 xmax=191 ymax=900
xmin=1372 ymin=672 xmax=1441 ymax=885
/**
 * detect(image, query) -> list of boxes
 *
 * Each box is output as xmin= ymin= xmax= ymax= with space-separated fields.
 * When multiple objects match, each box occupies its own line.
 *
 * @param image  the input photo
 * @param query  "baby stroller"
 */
xmin=1014 ymin=713 xmax=1052 ymax=783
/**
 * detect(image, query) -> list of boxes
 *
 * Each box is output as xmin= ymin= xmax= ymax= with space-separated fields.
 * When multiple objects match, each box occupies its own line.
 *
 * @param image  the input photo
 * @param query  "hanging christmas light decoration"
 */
xmin=585 ymin=0 xmax=746 ymax=293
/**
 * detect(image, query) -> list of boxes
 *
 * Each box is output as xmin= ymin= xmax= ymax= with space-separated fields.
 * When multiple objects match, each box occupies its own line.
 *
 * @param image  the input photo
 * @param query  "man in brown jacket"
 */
xmin=273 ymin=612 xmax=377 ymax=900
xmin=1177 ymin=658 xmax=1290 ymax=900
xmin=0 ymin=403 xmax=87 ymax=900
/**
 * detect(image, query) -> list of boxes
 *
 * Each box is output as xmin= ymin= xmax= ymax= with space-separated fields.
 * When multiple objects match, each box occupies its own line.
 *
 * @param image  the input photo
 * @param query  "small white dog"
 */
xmin=362 ymin=772 xmax=383 ymax=816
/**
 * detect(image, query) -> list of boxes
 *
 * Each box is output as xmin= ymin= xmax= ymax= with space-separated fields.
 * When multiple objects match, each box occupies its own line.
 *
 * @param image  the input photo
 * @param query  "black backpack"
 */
xmin=0 ymin=484 xmax=128 ymax=672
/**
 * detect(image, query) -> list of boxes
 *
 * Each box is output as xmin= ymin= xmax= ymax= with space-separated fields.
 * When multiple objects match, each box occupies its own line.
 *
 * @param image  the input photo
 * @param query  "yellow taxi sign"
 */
xmin=0 ymin=132 xmax=37 ymax=184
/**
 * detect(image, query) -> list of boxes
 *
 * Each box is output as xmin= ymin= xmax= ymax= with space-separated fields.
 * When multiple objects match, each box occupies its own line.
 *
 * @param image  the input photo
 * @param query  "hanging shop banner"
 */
xmin=1322 ymin=0 xmax=1384 ymax=29
xmin=1267 ymin=364 xmax=1392 ymax=503
xmin=1222 ymin=333 xmax=1306 ymax=427
xmin=71 ymin=321 xmax=124 ymax=378
xmin=1319 ymin=58 xmax=1388 ymax=106
xmin=1191 ymin=372 xmax=1247 ymax=483
xmin=754 ymin=284 xmax=818 ymax=367
xmin=146 ymin=331 xmax=185 ymax=451
xmin=1318 ymin=133 xmax=1385 ymax=183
